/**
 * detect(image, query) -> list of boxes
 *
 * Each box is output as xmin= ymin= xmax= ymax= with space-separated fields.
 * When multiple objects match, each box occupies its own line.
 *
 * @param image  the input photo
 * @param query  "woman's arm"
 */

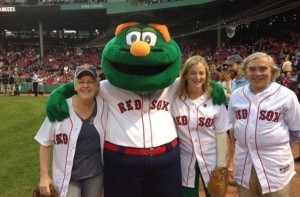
xmin=216 ymin=132 xmax=227 ymax=167
xmin=39 ymin=145 xmax=53 ymax=196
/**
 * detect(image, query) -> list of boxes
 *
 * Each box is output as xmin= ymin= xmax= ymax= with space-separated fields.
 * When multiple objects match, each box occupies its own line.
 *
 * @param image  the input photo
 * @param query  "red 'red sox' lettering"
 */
xmin=150 ymin=100 xmax=169 ymax=111
xmin=199 ymin=117 xmax=214 ymax=127
xmin=259 ymin=110 xmax=280 ymax=122
xmin=234 ymin=109 xmax=280 ymax=122
xmin=235 ymin=109 xmax=248 ymax=119
xmin=55 ymin=133 xmax=68 ymax=145
xmin=173 ymin=116 xmax=214 ymax=127
xmin=118 ymin=99 xmax=169 ymax=113
xmin=118 ymin=99 xmax=142 ymax=113
xmin=174 ymin=116 xmax=188 ymax=125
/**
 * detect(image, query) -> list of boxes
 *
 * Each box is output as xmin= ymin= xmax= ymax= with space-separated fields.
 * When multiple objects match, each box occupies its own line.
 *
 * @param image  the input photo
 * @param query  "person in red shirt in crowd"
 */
xmin=46 ymin=75 xmax=54 ymax=84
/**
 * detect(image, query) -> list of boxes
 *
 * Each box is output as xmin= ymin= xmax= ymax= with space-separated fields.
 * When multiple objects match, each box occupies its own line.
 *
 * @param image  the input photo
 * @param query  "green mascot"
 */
xmin=46 ymin=13 xmax=226 ymax=197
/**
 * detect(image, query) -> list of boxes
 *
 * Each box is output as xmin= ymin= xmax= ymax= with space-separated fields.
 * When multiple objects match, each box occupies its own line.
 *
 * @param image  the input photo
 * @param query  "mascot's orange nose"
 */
xmin=130 ymin=41 xmax=150 ymax=57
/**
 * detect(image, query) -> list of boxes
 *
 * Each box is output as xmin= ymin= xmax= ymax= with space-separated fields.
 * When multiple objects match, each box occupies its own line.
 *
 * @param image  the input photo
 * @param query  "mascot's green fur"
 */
xmin=46 ymin=13 xmax=226 ymax=122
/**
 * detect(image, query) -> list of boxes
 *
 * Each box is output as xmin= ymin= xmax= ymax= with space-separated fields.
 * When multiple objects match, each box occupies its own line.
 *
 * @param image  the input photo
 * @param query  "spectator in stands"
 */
xmin=283 ymin=71 xmax=291 ymax=88
xmin=292 ymin=52 xmax=300 ymax=71
xmin=224 ymin=55 xmax=249 ymax=90
xmin=46 ymin=75 xmax=54 ymax=84
xmin=281 ymin=54 xmax=293 ymax=75
xmin=217 ymin=65 xmax=232 ymax=103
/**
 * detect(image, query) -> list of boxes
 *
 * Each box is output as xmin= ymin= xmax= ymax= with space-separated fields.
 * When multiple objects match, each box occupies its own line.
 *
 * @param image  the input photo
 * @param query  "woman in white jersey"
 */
xmin=35 ymin=64 xmax=107 ymax=197
xmin=228 ymin=52 xmax=300 ymax=196
xmin=172 ymin=55 xmax=232 ymax=197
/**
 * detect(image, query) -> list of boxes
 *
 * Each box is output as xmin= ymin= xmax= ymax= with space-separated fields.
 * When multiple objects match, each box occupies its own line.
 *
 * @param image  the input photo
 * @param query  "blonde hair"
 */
xmin=243 ymin=52 xmax=280 ymax=82
xmin=176 ymin=55 xmax=212 ymax=100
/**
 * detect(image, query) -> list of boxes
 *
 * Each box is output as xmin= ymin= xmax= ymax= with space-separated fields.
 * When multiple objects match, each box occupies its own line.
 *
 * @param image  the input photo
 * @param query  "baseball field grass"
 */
xmin=0 ymin=95 xmax=48 ymax=197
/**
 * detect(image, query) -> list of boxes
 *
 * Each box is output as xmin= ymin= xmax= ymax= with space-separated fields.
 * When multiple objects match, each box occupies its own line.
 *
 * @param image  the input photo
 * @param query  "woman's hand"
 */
xmin=39 ymin=174 xmax=53 ymax=196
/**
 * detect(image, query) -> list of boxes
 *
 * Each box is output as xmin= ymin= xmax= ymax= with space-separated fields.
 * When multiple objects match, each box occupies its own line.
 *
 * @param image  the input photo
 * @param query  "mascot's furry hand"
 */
xmin=46 ymin=82 xmax=76 ymax=122
xmin=210 ymin=80 xmax=227 ymax=106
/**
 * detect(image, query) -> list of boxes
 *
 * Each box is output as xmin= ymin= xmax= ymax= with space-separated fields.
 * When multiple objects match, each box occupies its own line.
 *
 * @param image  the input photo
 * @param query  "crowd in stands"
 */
xmin=0 ymin=30 xmax=299 ymax=99
xmin=1 ymin=37 xmax=102 ymax=82
xmin=179 ymin=30 xmax=300 ymax=98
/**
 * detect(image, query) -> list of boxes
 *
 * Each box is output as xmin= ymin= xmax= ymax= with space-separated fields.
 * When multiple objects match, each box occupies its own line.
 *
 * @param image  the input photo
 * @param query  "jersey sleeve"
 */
xmin=214 ymin=104 xmax=232 ymax=133
xmin=289 ymin=130 xmax=300 ymax=147
xmin=34 ymin=117 xmax=57 ymax=146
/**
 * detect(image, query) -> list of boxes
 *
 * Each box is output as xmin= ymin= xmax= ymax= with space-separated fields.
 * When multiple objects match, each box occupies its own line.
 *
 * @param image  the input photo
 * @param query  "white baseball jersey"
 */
xmin=228 ymin=82 xmax=300 ymax=194
xmin=172 ymin=94 xmax=232 ymax=188
xmin=99 ymin=79 xmax=178 ymax=148
xmin=35 ymin=96 xmax=107 ymax=197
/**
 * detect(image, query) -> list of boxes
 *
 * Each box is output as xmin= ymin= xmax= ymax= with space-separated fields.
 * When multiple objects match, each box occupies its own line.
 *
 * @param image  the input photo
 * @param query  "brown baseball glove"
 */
xmin=32 ymin=184 xmax=59 ymax=197
xmin=207 ymin=167 xmax=229 ymax=197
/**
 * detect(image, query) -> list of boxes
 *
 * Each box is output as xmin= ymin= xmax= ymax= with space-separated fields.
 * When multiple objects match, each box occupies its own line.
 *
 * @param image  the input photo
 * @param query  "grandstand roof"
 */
xmin=1 ymin=0 xmax=299 ymax=44
xmin=0 ymin=6 xmax=110 ymax=31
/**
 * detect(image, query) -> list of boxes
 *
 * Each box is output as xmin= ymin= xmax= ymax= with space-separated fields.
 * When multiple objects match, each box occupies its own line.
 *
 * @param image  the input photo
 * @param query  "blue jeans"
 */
xmin=66 ymin=174 xmax=103 ymax=197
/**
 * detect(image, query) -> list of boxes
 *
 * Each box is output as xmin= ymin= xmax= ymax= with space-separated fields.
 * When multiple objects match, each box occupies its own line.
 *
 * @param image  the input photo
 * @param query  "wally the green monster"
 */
xmin=46 ymin=14 xmax=226 ymax=197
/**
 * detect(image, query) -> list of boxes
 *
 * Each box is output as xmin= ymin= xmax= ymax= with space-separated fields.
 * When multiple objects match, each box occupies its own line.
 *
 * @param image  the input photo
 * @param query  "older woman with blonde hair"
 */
xmin=172 ymin=55 xmax=232 ymax=197
xmin=229 ymin=52 xmax=300 ymax=196
xmin=35 ymin=64 xmax=108 ymax=197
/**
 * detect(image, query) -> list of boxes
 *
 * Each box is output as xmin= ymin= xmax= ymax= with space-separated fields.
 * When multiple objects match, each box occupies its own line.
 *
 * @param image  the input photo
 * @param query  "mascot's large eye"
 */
xmin=126 ymin=31 xmax=141 ymax=45
xmin=141 ymin=32 xmax=157 ymax=46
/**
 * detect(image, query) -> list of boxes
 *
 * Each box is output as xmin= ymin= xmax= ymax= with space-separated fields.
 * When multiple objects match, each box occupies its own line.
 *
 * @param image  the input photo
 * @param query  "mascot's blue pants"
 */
xmin=103 ymin=144 xmax=182 ymax=197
